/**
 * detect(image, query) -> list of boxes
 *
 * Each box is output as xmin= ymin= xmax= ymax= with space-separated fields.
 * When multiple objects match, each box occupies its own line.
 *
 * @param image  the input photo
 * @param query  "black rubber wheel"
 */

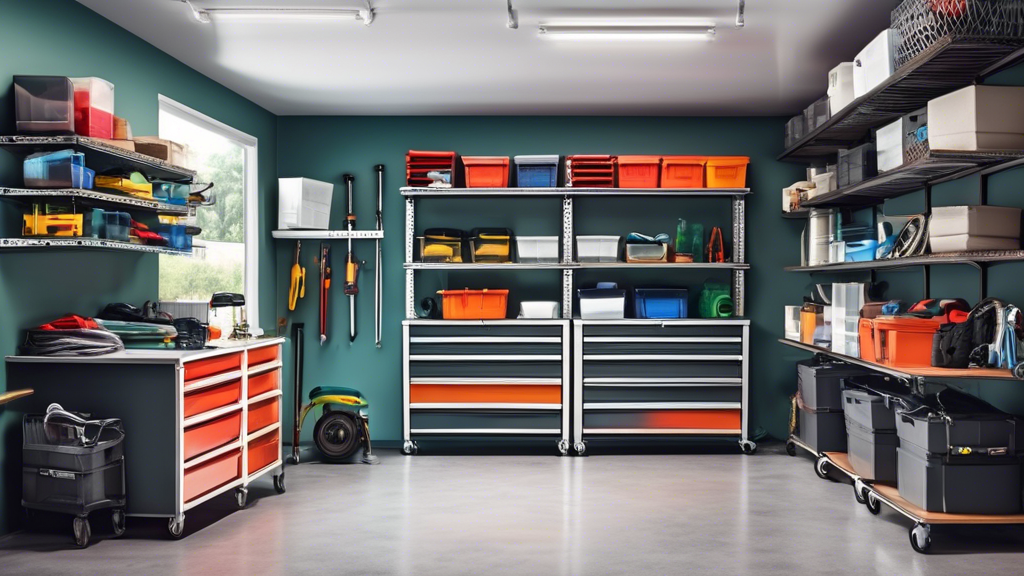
xmin=235 ymin=488 xmax=248 ymax=509
xmin=785 ymin=441 xmax=797 ymax=457
xmin=274 ymin=472 xmax=286 ymax=494
xmin=814 ymin=457 xmax=830 ymax=480
xmin=866 ymin=493 xmax=882 ymax=515
xmin=314 ymin=411 xmax=362 ymax=462
xmin=168 ymin=517 xmax=185 ymax=539
xmin=111 ymin=509 xmax=126 ymax=538
xmin=73 ymin=517 xmax=91 ymax=548
xmin=910 ymin=524 xmax=932 ymax=554
xmin=854 ymin=485 xmax=867 ymax=504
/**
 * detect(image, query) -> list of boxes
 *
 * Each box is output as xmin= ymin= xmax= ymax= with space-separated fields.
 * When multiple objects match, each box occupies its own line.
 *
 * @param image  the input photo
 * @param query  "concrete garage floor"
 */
xmin=2 ymin=444 xmax=1024 ymax=575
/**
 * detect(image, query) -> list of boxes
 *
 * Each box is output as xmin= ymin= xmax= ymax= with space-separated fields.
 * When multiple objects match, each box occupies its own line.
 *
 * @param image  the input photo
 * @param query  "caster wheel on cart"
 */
xmin=167 ymin=517 xmax=185 ymax=539
xmin=557 ymin=439 xmax=570 ymax=456
xmin=740 ymin=440 xmax=757 ymax=455
xmin=574 ymin=442 xmax=587 ymax=456
xmin=111 ymin=508 xmax=126 ymax=538
xmin=853 ymin=480 xmax=867 ymax=505
xmin=910 ymin=523 xmax=932 ymax=554
xmin=785 ymin=441 xmax=797 ymax=457
xmin=289 ymin=453 xmax=300 ymax=465
xmin=73 ymin=516 xmax=91 ymax=548
xmin=274 ymin=472 xmax=286 ymax=494
xmin=814 ymin=457 xmax=832 ymax=480
xmin=235 ymin=487 xmax=248 ymax=509
xmin=402 ymin=440 xmax=416 ymax=455
xmin=866 ymin=492 xmax=882 ymax=515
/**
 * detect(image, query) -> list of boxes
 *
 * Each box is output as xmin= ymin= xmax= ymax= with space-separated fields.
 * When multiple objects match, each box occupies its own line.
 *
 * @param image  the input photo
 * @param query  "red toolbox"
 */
xmin=406 ymin=150 xmax=456 ymax=187
xmin=566 ymin=155 xmax=617 ymax=188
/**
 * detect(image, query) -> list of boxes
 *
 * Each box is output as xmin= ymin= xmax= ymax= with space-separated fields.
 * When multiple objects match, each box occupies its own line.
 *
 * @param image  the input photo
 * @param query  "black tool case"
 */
xmin=895 ymin=389 xmax=1020 ymax=456
xmin=897 ymin=443 xmax=1022 ymax=515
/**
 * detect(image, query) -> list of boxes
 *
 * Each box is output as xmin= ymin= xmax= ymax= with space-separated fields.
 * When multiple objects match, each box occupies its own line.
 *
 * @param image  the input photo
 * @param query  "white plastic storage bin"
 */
xmin=831 ymin=283 xmax=865 ymax=357
xmin=518 ymin=301 xmax=560 ymax=319
xmin=278 ymin=177 xmax=334 ymax=230
xmin=515 ymin=236 xmax=559 ymax=263
xmin=928 ymin=85 xmax=1024 ymax=151
xmin=828 ymin=62 xmax=855 ymax=116
xmin=876 ymin=108 xmax=927 ymax=172
xmin=928 ymin=205 xmax=1021 ymax=253
xmin=576 ymin=235 xmax=620 ymax=263
xmin=578 ymin=287 xmax=626 ymax=320
xmin=853 ymin=30 xmax=895 ymax=98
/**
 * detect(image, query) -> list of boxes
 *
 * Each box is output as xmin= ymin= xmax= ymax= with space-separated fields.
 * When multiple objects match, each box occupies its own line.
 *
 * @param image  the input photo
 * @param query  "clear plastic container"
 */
xmin=576 ymin=235 xmax=620 ymax=262
xmin=153 ymin=182 xmax=191 ymax=206
xmin=578 ymin=287 xmax=627 ymax=319
xmin=23 ymin=150 xmax=95 ymax=189
xmin=515 ymin=236 xmax=559 ymax=263
xmin=470 ymin=228 xmax=512 ymax=263
xmin=103 ymin=211 xmax=131 ymax=242
xmin=419 ymin=228 xmax=465 ymax=263
xmin=158 ymin=224 xmax=192 ymax=251
xmin=71 ymin=77 xmax=115 ymax=139
xmin=14 ymin=76 xmax=75 ymax=135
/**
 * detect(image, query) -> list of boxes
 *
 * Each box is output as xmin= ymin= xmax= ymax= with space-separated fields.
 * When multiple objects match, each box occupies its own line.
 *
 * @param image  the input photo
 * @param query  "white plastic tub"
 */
xmin=578 ymin=289 xmax=626 ymax=320
xmin=518 ymin=301 xmax=561 ymax=319
xmin=576 ymin=235 xmax=620 ymax=263
xmin=828 ymin=62 xmax=855 ymax=115
xmin=853 ymin=30 xmax=895 ymax=98
xmin=928 ymin=85 xmax=1024 ymax=151
xmin=515 ymin=236 xmax=559 ymax=263
xmin=278 ymin=177 xmax=334 ymax=230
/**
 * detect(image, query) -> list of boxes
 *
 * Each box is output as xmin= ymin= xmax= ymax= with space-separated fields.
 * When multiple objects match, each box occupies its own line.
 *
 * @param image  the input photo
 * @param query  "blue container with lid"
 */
xmin=514 ymin=155 xmax=559 ymax=187
xmin=23 ymin=149 xmax=95 ymax=189
xmin=634 ymin=288 xmax=689 ymax=319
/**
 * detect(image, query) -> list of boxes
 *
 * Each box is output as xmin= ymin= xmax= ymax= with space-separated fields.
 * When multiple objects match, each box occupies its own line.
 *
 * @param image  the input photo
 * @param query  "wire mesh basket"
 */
xmin=892 ymin=0 xmax=1024 ymax=69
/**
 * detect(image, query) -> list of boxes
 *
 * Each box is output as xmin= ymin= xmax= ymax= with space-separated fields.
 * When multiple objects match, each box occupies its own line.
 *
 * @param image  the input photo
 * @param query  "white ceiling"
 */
xmin=75 ymin=0 xmax=896 ymax=116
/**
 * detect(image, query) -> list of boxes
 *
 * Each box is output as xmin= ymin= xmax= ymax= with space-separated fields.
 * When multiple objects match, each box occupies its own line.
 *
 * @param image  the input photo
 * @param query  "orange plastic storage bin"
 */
xmin=438 ymin=289 xmax=509 ymax=320
xmin=706 ymin=156 xmax=749 ymax=188
xmin=645 ymin=409 xmax=741 ymax=430
xmin=462 ymin=156 xmax=510 ymax=188
xmin=184 ymin=411 xmax=241 ymax=461
xmin=183 ymin=353 xmax=242 ymax=383
xmin=617 ymin=156 xmax=662 ymax=188
xmin=248 ymin=345 xmax=279 ymax=368
xmin=410 ymin=384 xmax=561 ymax=404
xmin=248 ymin=369 xmax=280 ymax=399
xmin=872 ymin=317 xmax=940 ymax=368
xmin=661 ymin=156 xmax=707 ymax=188
xmin=247 ymin=430 xmax=280 ymax=474
xmin=859 ymin=318 xmax=877 ymax=362
xmin=248 ymin=396 xmax=280 ymax=433
xmin=184 ymin=380 xmax=241 ymax=419
xmin=183 ymin=449 xmax=241 ymax=503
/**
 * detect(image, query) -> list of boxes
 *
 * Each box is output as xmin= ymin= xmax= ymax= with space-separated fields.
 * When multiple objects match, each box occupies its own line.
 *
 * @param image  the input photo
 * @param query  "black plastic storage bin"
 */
xmin=797 ymin=359 xmax=872 ymax=411
xmin=22 ymin=412 xmax=126 ymax=547
xmin=798 ymin=408 xmax=847 ymax=453
xmin=846 ymin=418 xmax=898 ymax=484
xmin=897 ymin=443 xmax=1022 ymax=515
xmin=842 ymin=389 xmax=897 ymax=432
xmin=837 ymin=143 xmax=877 ymax=187
xmin=895 ymin=389 xmax=1019 ymax=455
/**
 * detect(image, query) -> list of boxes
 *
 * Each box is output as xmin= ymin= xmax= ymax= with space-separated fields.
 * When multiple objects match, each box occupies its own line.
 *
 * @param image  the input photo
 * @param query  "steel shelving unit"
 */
xmin=0 ymin=135 xmax=197 ymax=182
xmin=0 ymin=187 xmax=190 ymax=215
xmin=0 ymin=237 xmax=193 ymax=256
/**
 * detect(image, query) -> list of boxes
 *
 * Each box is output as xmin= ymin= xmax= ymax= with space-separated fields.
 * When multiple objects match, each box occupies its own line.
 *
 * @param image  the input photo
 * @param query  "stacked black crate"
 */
xmin=796 ymin=359 xmax=873 ymax=453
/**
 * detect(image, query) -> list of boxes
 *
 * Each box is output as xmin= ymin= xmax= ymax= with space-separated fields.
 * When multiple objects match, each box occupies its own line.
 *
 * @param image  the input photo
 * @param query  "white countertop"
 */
xmin=6 ymin=336 xmax=286 ymax=364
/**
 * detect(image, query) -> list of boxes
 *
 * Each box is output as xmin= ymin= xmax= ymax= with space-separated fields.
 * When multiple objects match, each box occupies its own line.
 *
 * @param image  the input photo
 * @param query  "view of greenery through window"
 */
xmin=158 ymin=110 xmax=246 ymax=333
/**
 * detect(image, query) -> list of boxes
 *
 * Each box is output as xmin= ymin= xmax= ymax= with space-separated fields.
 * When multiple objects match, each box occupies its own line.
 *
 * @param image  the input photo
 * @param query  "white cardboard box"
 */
xmin=930 ymin=205 xmax=1021 ymax=238
xmin=928 ymin=85 xmax=1024 ymax=151
xmin=853 ymin=30 xmax=895 ymax=98
xmin=828 ymin=62 xmax=856 ymax=115
xmin=809 ymin=172 xmax=836 ymax=198
xmin=278 ymin=177 xmax=334 ymax=230
xmin=930 ymin=235 xmax=1020 ymax=253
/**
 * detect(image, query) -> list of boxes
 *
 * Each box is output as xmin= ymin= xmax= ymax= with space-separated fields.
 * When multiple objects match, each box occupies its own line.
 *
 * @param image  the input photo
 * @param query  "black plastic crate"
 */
xmin=897 ymin=443 xmax=1022 ymax=514
xmin=895 ymin=388 xmax=1020 ymax=455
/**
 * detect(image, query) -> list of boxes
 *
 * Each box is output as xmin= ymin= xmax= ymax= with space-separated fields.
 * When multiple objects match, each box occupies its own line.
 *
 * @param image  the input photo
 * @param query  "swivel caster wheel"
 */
xmin=814 ymin=457 xmax=832 ymax=480
xmin=853 ymin=480 xmax=868 ymax=505
xmin=740 ymin=440 xmax=757 ymax=455
xmin=574 ymin=442 xmax=587 ymax=456
xmin=909 ymin=523 xmax=932 ymax=554
xmin=274 ymin=472 xmax=286 ymax=494
xmin=73 ymin=516 xmax=91 ymax=548
xmin=235 ymin=487 xmax=248 ymax=509
xmin=866 ymin=492 xmax=882 ymax=515
xmin=111 ymin=508 xmax=126 ymax=538
xmin=167 ymin=517 xmax=185 ymax=539
xmin=785 ymin=441 xmax=797 ymax=457
xmin=557 ymin=439 xmax=570 ymax=456
xmin=402 ymin=440 xmax=418 ymax=455
xmin=289 ymin=451 xmax=300 ymax=465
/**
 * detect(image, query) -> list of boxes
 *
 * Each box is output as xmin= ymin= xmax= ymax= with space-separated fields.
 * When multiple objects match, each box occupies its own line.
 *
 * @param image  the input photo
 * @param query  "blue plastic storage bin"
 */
xmin=153 ymin=182 xmax=190 ymax=205
xmin=103 ymin=211 xmax=130 ymax=242
xmin=845 ymin=239 xmax=878 ymax=262
xmin=158 ymin=224 xmax=192 ymax=250
xmin=634 ymin=288 xmax=688 ymax=319
xmin=514 ymin=155 xmax=559 ymax=187
xmin=23 ymin=149 xmax=95 ymax=189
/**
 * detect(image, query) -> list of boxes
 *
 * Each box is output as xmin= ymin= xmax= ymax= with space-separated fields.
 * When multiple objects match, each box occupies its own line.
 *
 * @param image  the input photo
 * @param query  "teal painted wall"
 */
xmin=276 ymin=116 xmax=806 ymax=447
xmin=0 ymin=0 xmax=279 ymax=535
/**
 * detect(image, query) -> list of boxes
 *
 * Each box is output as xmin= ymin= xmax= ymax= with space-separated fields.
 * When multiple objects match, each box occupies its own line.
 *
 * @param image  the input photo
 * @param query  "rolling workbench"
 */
xmin=6 ymin=337 xmax=286 ymax=538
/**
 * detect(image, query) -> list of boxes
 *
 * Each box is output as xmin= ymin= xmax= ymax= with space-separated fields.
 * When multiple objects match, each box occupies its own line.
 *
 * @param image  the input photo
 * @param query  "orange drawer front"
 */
xmin=410 ymin=384 xmax=561 ymax=404
xmin=645 ymin=410 xmax=741 ymax=430
xmin=248 ymin=345 xmax=279 ymax=368
xmin=248 ymin=430 xmax=280 ymax=475
xmin=184 ymin=379 xmax=241 ymax=419
xmin=184 ymin=352 xmax=242 ymax=383
xmin=184 ymin=411 xmax=241 ymax=462
xmin=248 ymin=396 xmax=280 ymax=433
xmin=184 ymin=449 xmax=241 ymax=503
xmin=248 ymin=370 xmax=281 ymax=398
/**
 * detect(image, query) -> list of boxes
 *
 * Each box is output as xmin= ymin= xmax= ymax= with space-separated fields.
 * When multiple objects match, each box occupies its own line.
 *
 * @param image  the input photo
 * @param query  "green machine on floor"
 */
xmin=299 ymin=386 xmax=379 ymax=465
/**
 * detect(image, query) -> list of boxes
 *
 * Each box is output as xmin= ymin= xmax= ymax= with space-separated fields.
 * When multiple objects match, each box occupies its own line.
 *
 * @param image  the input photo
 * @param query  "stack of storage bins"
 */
xmin=843 ymin=387 xmax=899 ymax=484
xmin=896 ymin=389 xmax=1022 ymax=514
xmin=796 ymin=359 xmax=873 ymax=453
xmin=928 ymin=205 xmax=1022 ymax=253
xmin=566 ymin=155 xmax=616 ymax=188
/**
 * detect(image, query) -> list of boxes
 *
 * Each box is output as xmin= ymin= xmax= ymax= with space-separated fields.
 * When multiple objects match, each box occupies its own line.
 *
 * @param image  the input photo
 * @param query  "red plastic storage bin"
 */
xmin=247 ymin=430 xmax=280 ymax=475
xmin=248 ymin=396 xmax=280 ymax=434
xmin=438 ymin=289 xmax=509 ymax=320
xmin=462 ymin=156 xmax=510 ymax=188
xmin=184 ymin=379 xmax=241 ymax=419
xmin=617 ymin=156 xmax=662 ymax=188
xmin=872 ymin=317 xmax=940 ymax=368
xmin=661 ymin=156 xmax=707 ymax=188
xmin=706 ymin=156 xmax=749 ymax=188
xmin=566 ymin=155 xmax=617 ymax=187
xmin=248 ymin=370 xmax=280 ymax=399
xmin=183 ymin=449 xmax=241 ymax=503
xmin=184 ymin=411 xmax=241 ymax=462
xmin=859 ymin=318 xmax=877 ymax=363
xmin=406 ymin=150 xmax=456 ymax=187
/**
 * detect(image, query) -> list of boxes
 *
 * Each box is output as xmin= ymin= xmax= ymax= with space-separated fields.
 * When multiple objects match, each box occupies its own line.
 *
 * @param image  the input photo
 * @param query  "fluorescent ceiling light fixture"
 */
xmin=538 ymin=25 xmax=715 ymax=41
xmin=186 ymin=3 xmax=375 ymax=26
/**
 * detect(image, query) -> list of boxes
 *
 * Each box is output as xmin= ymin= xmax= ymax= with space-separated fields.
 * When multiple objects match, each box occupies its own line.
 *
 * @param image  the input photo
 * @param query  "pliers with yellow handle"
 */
xmin=289 ymin=241 xmax=306 ymax=311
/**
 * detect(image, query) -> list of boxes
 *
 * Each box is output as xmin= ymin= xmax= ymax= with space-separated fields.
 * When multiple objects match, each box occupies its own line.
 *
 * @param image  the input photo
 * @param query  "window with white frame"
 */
xmin=157 ymin=95 xmax=261 ymax=335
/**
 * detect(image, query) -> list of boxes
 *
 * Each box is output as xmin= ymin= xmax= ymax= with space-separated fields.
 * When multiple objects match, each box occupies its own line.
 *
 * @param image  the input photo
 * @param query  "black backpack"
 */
xmin=932 ymin=298 xmax=1003 ymax=369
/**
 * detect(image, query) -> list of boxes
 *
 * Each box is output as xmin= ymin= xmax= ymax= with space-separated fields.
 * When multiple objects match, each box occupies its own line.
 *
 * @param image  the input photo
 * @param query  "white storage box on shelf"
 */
xmin=576 ymin=235 xmax=620 ymax=263
xmin=809 ymin=172 xmax=836 ymax=199
xmin=853 ymin=30 xmax=895 ymax=98
xmin=785 ymin=305 xmax=801 ymax=341
xmin=928 ymin=205 xmax=1022 ymax=253
xmin=578 ymin=286 xmax=627 ymax=320
xmin=278 ymin=177 xmax=334 ymax=230
xmin=518 ymin=301 xmax=560 ymax=319
xmin=515 ymin=236 xmax=559 ymax=263
xmin=831 ymin=283 xmax=865 ymax=357
xmin=828 ymin=62 xmax=856 ymax=115
xmin=876 ymin=108 xmax=928 ymax=172
xmin=928 ymin=86 xmax=1024 ymax=151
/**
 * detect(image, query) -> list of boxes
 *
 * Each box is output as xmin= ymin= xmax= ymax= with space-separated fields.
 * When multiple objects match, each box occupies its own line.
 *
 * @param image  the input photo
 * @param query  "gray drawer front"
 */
xmin=410 ymin=361 xmax=562 ymax=379
xmin=411 ymin=411 xmax=561 ymax=430
xmin=583 ymin=342 xmax=742 ymax=356
xmin=582 ymin=324 xmax=744 ymax=338
xmin=410 ymin=324 xmax=563 ymax=338
xmin=584 ymin=386 xmax=742 ymax=404
xmin=583 ymin=361 xmax=742 ymax=379
xmin=410 ymin=343 xmax=562 ymax=356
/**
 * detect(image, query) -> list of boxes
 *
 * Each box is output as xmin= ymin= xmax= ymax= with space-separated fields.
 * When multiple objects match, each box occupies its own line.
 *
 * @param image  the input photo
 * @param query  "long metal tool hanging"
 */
xmin=319 ymin=242 xmax=331 ymax=345
xmin=374 ymin=164 xmax=384 ymax=348
xmin=343 ymin=174 xmax=359 ymax=343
